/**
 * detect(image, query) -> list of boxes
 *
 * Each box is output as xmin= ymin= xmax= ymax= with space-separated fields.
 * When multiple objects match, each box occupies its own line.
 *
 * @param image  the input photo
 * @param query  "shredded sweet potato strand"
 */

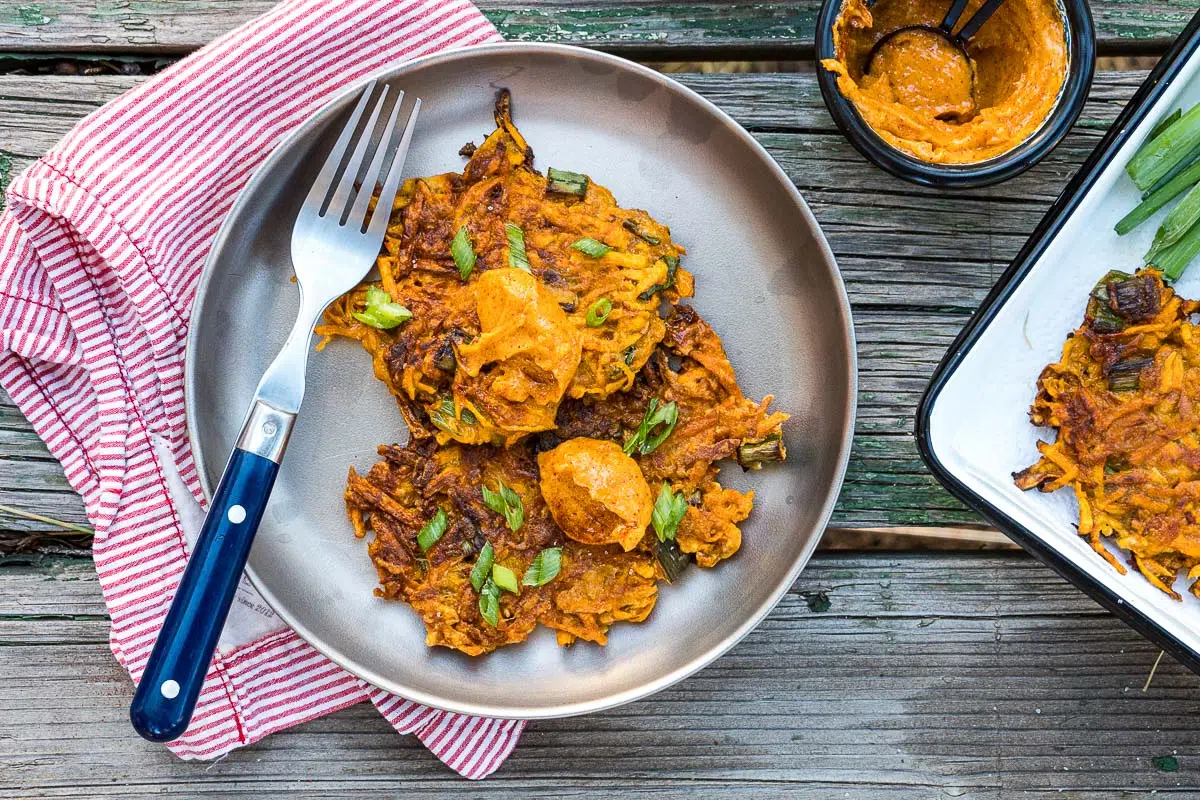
xmin=1016 ymin=268 xmax=1200 ymax=600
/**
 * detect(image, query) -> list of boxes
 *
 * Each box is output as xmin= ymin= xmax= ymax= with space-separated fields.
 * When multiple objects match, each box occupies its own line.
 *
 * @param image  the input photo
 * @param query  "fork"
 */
xmin=130 ymin=82 xmax=421 ymax=743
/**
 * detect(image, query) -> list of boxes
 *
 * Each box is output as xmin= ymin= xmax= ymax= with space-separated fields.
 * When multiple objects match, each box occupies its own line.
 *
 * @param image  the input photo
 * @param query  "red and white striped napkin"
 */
xmin=0 ymin=0 xmax=524 ymax=779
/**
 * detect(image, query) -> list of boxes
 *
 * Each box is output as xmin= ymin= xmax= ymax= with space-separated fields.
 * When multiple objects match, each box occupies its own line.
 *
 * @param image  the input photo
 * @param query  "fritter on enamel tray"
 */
xmin=1015 ymin=268 xmax=1200 ymax=599
xmin=316 ymin=91 xmax=788 ymax=655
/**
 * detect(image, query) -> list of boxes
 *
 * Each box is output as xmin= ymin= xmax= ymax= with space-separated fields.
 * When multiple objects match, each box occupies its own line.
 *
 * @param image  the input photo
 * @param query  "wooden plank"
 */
xmin=0 ymin=1 xmax=1196 ymax=56
xmin=0 ymin=69 xmax=1154 ymax=537
xmin=0 ymin=554 xmax=1196 ymax=796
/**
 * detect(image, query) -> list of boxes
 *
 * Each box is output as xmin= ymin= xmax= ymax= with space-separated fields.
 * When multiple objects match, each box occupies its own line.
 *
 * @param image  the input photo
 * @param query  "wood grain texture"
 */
xmin=0 ymin=554 xmax=1196 ymax=797
xmin=0 ymin=4 xmax=1193 ymax=796
xmin=0 ymin=1 xmax=1196 ymax=56
xmin=0 ymin=69 xmax=1160 ymax=538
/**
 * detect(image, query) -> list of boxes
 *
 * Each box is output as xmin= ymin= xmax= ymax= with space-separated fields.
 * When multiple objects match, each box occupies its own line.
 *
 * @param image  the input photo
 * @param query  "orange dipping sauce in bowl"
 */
xmin=822 ymin=0 xmax=1068 ymax=165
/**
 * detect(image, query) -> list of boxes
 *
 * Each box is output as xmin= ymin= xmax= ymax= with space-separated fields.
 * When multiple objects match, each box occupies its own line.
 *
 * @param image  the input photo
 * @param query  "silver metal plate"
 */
xmin=186 ymin=43 xmax=856 ymax=719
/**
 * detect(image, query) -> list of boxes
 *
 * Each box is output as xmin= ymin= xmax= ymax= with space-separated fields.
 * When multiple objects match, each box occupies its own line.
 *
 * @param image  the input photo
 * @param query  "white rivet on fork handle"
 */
xmin=160 ymin=680 xmax=180 ymax=699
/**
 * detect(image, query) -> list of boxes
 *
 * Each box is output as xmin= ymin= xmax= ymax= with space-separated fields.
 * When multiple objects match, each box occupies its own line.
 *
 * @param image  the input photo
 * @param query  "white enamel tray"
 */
xmin=919 ymin=12 xmax=1200 ymax=671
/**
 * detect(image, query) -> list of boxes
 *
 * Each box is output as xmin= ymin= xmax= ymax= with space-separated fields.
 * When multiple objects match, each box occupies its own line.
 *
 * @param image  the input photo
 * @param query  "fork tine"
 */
xmin=325 ymin=85 xmax=389 ymax=222
xmin=303 ymin=81 xmax=376 ymax=213
xmin=367 ymin=98 xmax=421 ymax=239
xmin=348 ymin=90 xmax=405 ymax=231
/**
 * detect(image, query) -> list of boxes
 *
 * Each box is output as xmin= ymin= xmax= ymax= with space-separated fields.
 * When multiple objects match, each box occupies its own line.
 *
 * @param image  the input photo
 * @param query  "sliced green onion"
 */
xmin=1108 ymin=358 xmax=1152 ymax=392
xmin=451 ymin=225 xmax=476 ymax=280
xmin=641 ymin=402 xmax=679 ymax=453
xmin=523 ymin=547 xmax=562 ymax=587
xmin=1086 ymin=297 xmax=1126 ymax=334
xmin=546 ymin=167 xmax=588 ymax=197
xmin=1106 ymin=274 xmax=1161 ymax=321
xmin=416 ymin=508 xmax=448 ymax=552
xmin=1127 ymin=101 xmax=1200 ymax=190
xmin=656 ymin=537 xmax=690 ymax=583
xmin=478 ymin=578 xmax=501 ymax=627
xmin=1142 ymin=140 xmax=1200 ymax=199
xmin=623 ymin=219 xmax=661 ymax=245
xmin=481 ymin=484 xmax=503 ymax=512
xmin=482 ymin=480 xmax=524 ymax=533
xmin=651 ymin=481 xmax=689 ymax=542
xmin=1116 ymin=157 xmax=1200 ymax=235
xmin=429 ymin=396 xmax=475 ymax=436
xmin=623 ymin=397 xmax=679 ymax=455
xmin=586 ymin=298 xmax=612 ymax=327
xmin=505 ymin=222 xmax=531 ymax=272
xmin=572 ymin=237 xmax=612 ymax=258
xmin=622 ymin=345 xmax=637 ymax=366
xmin=1150 ymin=108 xmax=1183 ymax=142
xmin=501 ymin=485 xmax=524 ymax=531
xmin=352 ymin=284 xmax=412 ymax=329
xmin=1087 ymin=270 xmax=1135 ymax=333
xmin=435 ymin=345 xmax=457 ymax=372
xmin=737 ymin=433 xmax=787 ymax=468
xmin=470 ymin=541 xmax=494 ymax=592
xmin=1091 ymin=270 xmax=1132 ymax=299
xmin=637 ymin=254 xmax=680 ymax=301
xmin=1150 ymin=180 xmax=1200 ymax=258
xmin=1151 ymin=215 xmax=1200 ymax=279
xmin=492 ymin=563 xmax=519 ymax=594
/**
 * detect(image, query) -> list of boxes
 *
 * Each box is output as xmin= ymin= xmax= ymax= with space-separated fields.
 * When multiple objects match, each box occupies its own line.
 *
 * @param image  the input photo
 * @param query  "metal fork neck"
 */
xmin=250 ymin=289 xmax=327 ymax=416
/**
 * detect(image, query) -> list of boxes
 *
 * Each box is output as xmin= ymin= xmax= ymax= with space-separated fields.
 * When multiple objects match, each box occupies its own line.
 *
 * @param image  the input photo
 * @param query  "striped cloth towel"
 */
xmin=0 ymin=0 xmax=524 ymax=779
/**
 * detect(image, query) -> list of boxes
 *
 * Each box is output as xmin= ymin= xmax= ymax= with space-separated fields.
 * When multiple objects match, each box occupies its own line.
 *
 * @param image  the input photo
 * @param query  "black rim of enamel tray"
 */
xmin=814 ymin=0 xmax=1096 ymax=188
xmin=916 ymin=9 xmax=1200 ymax=674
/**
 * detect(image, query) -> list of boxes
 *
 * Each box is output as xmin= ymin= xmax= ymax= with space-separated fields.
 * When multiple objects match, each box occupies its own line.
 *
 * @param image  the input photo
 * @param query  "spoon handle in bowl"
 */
xmin=940 ymin=0 xmax=971 ymax=33
xmin=955 ymin=0 xmax=1006 ymax=43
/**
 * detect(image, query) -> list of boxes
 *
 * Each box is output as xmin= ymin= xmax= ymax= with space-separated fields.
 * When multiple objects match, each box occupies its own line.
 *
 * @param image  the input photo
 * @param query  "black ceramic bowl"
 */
xmin=815 ymin=0 xmax=1096 ymax=188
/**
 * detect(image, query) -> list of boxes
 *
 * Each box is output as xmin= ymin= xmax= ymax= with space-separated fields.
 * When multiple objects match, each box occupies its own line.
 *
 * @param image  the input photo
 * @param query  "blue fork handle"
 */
xmin=129 ymin=446 xmax=280 ymax=742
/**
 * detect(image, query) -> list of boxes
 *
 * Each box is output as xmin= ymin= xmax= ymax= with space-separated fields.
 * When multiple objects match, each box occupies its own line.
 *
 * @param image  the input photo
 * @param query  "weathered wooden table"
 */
xmin=3 ymin=2 xmax=1200 ymax=796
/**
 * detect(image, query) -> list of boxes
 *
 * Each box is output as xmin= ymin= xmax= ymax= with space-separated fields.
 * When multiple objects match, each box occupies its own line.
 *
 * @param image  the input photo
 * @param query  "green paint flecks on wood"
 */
xmin=801 ymin=590 xmax=831 ymax=613
xmin=484 ymin=4 xmax=816 ymax=45
xmin=1152 ymin=755 xmax=1179 ymax=772
xmin=15 ymin=3 xmax=52 ymax=24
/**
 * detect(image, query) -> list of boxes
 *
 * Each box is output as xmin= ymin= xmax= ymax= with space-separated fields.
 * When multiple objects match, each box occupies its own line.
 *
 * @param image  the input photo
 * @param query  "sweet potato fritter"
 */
xmin=317 ymin=89 xmax=692 ymax=447
xmin=1015 ymin=268 xmax=1200 ymax=599
xmin=323 ymin=91 xmax=788 ymax=654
